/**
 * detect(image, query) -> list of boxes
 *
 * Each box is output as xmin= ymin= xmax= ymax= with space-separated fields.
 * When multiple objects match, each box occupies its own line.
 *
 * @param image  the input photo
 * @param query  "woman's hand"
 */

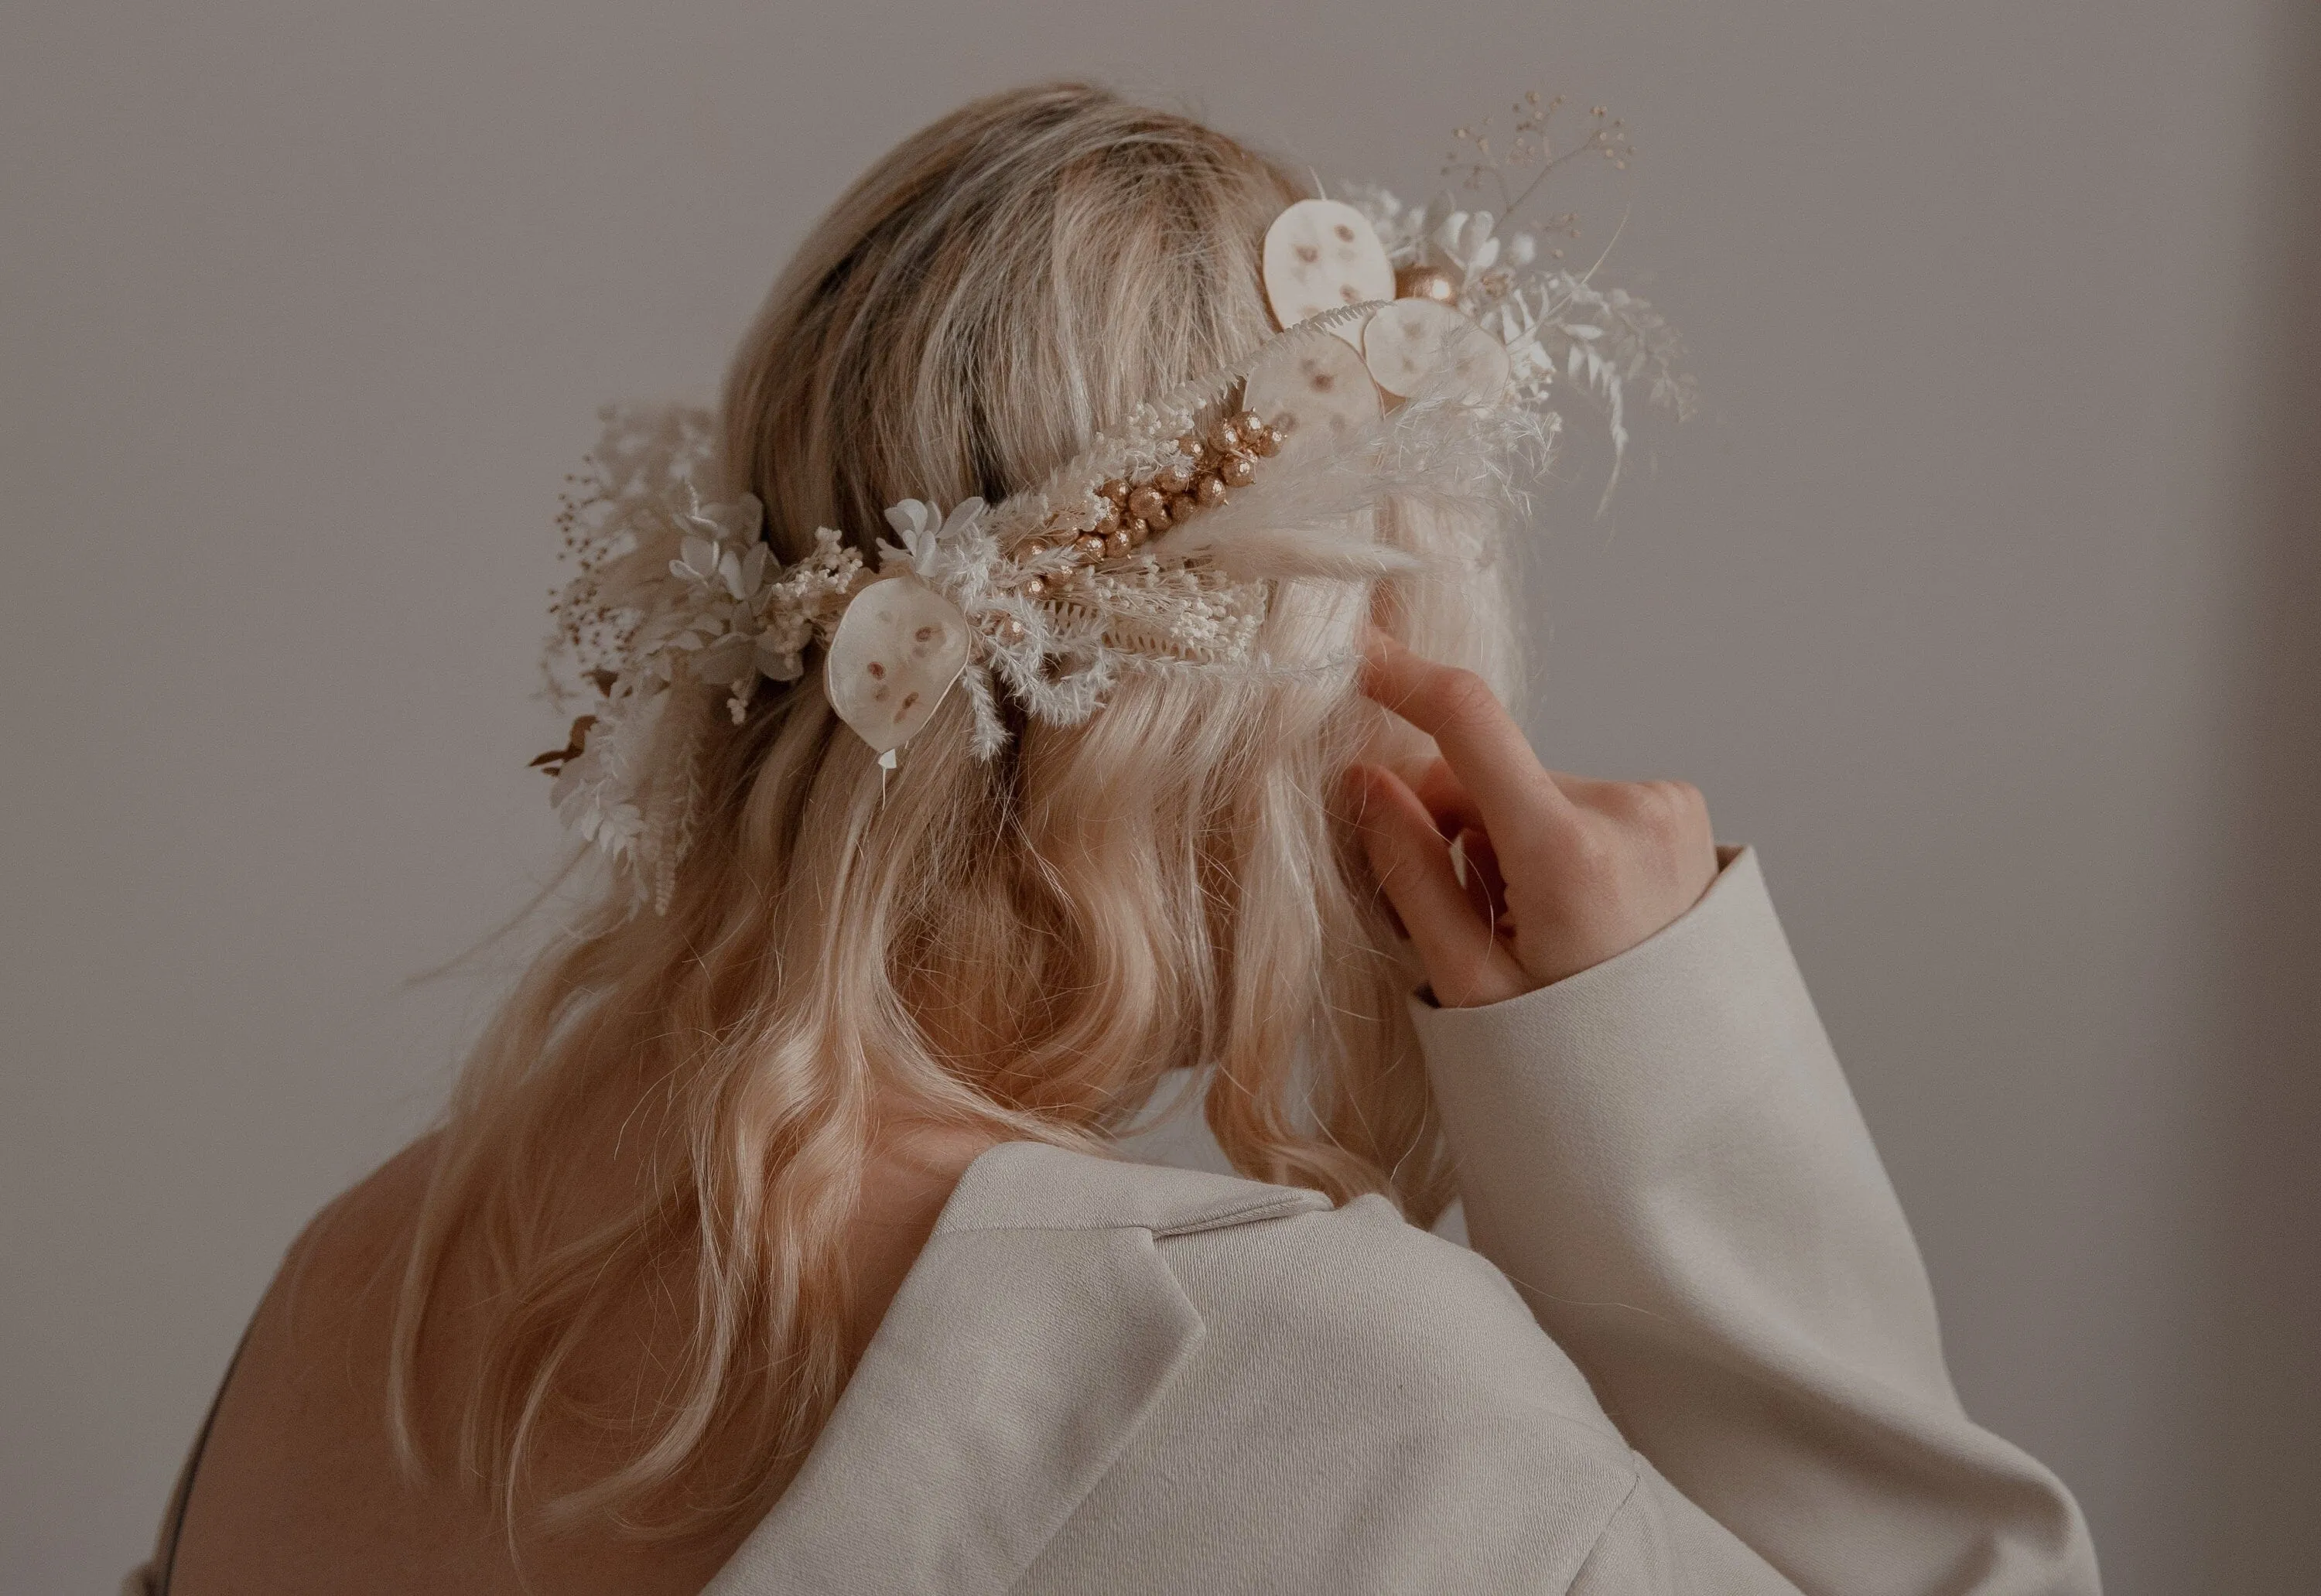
xmin=1349 ymin=633 xmax=1720 ymax=1008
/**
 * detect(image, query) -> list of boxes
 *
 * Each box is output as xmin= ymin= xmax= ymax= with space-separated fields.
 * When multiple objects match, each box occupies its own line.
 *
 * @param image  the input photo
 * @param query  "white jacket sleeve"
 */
xmin=1408 ymin=847 xmax=2100 ymax=1596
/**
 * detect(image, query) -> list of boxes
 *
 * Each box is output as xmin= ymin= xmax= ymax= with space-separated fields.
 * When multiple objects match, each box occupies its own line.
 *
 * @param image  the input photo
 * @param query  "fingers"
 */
xmin=1425 ymin=751 xmax=1601 ymax=822
xmin=1395 ymin=758 xmax=1512 ymax=928
xmin=1360 ymin=633 xmax=1571 ymax=849
xmin=1410 ymin=758 xmax=1482 ymax=836
xmin=1346 ymin=764 xmax=1527 ymax=1007
xmin=1451 ymin=825 xmax=1509 ymax=926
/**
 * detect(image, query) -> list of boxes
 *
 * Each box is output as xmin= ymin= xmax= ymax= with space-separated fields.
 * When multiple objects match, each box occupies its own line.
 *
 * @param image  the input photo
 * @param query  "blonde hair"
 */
xmin=391 ymin=81 xmax=1521 ymax=1537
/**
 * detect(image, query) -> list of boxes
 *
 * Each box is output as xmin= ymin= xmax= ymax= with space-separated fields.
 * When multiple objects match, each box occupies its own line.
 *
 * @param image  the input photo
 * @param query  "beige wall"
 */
xmin=5 ymin=2 xmax=2314 ymax=1589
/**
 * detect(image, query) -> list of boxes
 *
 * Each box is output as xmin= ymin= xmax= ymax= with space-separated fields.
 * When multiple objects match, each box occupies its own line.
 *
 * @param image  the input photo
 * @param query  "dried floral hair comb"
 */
xmin=535 ymin=101 xmax=1690 ymax=909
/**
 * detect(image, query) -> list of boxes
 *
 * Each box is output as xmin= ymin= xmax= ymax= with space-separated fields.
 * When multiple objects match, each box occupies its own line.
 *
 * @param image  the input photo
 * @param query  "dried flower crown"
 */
xmin=535 ymin=106 xmax=1690 ymax=909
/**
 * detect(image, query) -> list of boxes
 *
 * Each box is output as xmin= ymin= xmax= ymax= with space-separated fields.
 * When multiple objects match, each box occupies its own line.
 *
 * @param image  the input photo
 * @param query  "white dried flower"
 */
xmin=531 ymin=102 xmax=1695 ymax=912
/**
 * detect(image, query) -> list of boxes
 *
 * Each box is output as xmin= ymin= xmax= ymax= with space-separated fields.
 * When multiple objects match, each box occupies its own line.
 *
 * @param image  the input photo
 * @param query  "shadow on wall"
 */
xmin=2202 ymin=0 xmax=2321 ymax=1584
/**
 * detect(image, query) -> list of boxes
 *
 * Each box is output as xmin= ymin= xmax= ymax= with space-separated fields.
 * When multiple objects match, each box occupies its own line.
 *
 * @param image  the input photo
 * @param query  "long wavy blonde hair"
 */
xmin=390 ymin=81 xmax=1522 ymax=1538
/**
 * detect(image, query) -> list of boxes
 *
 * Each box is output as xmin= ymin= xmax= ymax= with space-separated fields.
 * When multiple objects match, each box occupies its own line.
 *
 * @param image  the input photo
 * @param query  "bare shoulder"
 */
xmin=230 ymin=1134 xmax=444 ymax=1421
xmin=166 ymin=1132 xmax=760 ymax=1594
xmin=217 ymin=1133 xmax=439 ymax=1425
xmin=272 ymin=1136 xmax=441 ymax=1338
xmin=163 ymin=1126 xmax=993 ymax=1595
xmin=164 ymin=1136 xmax=505 ymax=1595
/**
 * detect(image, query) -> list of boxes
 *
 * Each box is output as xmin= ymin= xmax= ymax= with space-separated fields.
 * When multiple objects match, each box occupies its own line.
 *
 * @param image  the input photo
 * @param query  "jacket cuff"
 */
xmin=1408 ymin=842 xmax=1759 ymax=1024
xmin=1404 ymin=842 xmax=1954 ymax=1398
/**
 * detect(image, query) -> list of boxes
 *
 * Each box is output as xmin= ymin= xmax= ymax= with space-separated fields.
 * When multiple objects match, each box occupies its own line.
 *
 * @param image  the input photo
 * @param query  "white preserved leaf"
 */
xmin=822 ymin=575 xmax=971 ymax=756
xmin=1242 ymin=326 xmax=1380 ymax=463
xmin=1263 ymin=199 xmax=1394 ymax=344
xmin=1362 ymin=299 xmax=1511 ymax=404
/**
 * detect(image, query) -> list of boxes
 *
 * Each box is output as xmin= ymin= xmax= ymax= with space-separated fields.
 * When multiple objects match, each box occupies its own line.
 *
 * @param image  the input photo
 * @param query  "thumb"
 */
xmin=1347 ymin=764 xmax=1527 ymax=1008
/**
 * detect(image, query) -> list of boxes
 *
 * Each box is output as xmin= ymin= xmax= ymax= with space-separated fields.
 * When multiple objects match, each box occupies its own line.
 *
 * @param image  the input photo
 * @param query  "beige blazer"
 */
xmin=135 ymin=849 xmax=2097 ymax=1593
xmin=701 ymin=849 xmax=2098 ymax=1594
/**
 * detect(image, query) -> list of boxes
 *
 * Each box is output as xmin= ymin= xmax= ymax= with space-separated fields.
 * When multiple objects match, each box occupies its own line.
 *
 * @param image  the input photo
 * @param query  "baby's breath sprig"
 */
xmin=1445 ymin=91 xmax=1632 ymax=243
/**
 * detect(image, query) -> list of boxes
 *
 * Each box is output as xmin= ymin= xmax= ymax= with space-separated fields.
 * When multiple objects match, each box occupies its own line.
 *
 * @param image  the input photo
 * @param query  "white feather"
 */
xmin=1137 ymin=322 xmax=1549 ymax=579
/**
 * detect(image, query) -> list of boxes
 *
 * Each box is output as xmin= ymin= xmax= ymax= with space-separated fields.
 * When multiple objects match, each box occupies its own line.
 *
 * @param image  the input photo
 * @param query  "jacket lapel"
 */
xmin=705 ymin=1143 xmax=1320 ymax=1594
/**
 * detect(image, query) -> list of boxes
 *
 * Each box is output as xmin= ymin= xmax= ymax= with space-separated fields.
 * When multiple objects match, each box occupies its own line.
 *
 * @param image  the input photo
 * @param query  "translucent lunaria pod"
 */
xmin=1362 ymin=299 xmax=1513 ymax=405
xmin=822 ymin=574 xmax=972 ymax=757
xmin=1262 ymin=199 xmax=1395 ymax=346
xmin=1242 ymin=327 xmax=1382 ymax=465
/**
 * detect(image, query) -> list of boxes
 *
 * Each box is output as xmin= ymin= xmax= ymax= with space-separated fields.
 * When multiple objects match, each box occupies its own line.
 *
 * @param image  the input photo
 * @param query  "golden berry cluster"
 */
xmin=980 ymin=407 xmax=1285 ymax=642
xmin=1001 ymin=405 xmax=1282 ymax=616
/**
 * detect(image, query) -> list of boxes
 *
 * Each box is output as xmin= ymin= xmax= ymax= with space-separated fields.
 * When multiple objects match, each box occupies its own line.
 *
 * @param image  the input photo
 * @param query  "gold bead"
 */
xmin=1155 ymin=463 xmax=1194 ymax=494
xmin=1002 ymin=617 xmax=1027 ymax=641
xmin=1176 ymin=432 xmax=1203 ymax=456
xmin=1076 ymin=533 xmax=1109 ymax=560
xmin=1094 ymin=509 xmax=1121 ymax=537
xmin=1099 ymin=478 xmax=1130 ymax=505
xmin=1123 ymin=516 xmax=1149 ymax=545
xmin=1195 ymin=473 xmax=1227 ymax=508
xmin=1143 ymin=499 xmax=1172 ymax=532
xmin=1168 ymin=494 xmax=1198 ymax=523
xmin=1106 ymin=528 xmax=1133 ymax=557
xmin=1023 ymin=538 xmax=1050 ymax=559
xmin=1233 ymin=409 xmax=1265 ymax=439
xmin=1021 ymin=576 xmax=1047 ymax=599
xmin=1219 ymin=454 xmax=1256 ymax=488
xmin=1127 ymin=485 xmax=1167 ymax=523
xmin=1395 ymin=264 xmax=1460 ymax=304
xmin=1249 ymin=426 xmax=1282 ymax=459
xmin=1209 ymin=419 xmax=1242 ymax=453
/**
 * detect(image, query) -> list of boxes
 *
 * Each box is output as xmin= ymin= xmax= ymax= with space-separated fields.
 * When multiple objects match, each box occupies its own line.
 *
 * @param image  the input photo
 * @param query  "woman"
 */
xmin=137 ymin=84 xmax=2100 ymax=1593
